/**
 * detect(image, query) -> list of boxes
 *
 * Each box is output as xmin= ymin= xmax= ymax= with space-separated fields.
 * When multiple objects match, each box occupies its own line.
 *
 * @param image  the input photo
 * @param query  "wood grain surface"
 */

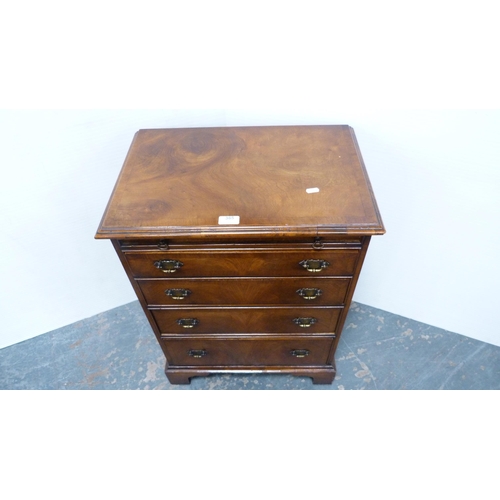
xmin=96 ymin=125 xmax=385 ymax=239
xmin=98 ymin=125 xmax=384 ymax=384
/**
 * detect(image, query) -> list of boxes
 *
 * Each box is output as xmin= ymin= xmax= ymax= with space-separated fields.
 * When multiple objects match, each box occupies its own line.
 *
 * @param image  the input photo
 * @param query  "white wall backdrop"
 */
xmin=1 ymin=108 xmax=499 ymax=349
xmin=0 ymin=110 xmax=227 ymax=349
xmin=1 ymin=1 xmax=499 ymax=349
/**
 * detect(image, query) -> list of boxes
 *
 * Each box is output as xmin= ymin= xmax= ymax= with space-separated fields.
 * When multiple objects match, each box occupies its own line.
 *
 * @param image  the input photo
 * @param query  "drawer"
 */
xmin=138 ymin=277 xmax=351 ymax=306
xmin=124 ymin=249 xmax=359 ymax=278
xmin=161 ymin=336 xmax=334 ymax=366
xmin=151 ymin=306 xmax=342 ymax=334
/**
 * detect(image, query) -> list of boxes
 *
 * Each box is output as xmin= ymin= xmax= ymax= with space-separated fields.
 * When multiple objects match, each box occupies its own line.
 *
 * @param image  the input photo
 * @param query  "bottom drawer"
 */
xmin=161 ymin=336 xmax=334 ymax=366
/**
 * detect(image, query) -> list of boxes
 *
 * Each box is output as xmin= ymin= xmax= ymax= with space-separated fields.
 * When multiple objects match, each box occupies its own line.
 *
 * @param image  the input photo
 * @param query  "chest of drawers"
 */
xmin=96 ymin=125 xmax=385 ymax=384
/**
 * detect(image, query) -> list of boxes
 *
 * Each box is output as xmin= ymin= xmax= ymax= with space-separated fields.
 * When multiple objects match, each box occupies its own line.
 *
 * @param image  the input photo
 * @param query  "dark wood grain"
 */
xmin=138 ymin=277 xmax=350 ymax=306
xmin=96 ymin=125 xmax=385 ymax=239
xmin=161 ymin=336 xmax=335 ymax=367
xmin=152 ymin=306 xmax=343 ymax=334
xmin=96 ymin=125 xmax=385 ymax=384
xmin=125 ymin=248 xmax=360 ymax=278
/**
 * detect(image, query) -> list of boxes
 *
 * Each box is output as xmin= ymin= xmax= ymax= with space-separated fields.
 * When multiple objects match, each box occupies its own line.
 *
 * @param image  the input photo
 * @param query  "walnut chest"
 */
xmin=95 ymin=125 xmax=385 ymax=384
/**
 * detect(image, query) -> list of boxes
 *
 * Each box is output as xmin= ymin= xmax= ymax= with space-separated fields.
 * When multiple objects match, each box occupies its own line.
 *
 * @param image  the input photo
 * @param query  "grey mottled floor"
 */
xmin=1 ymin=301 xmax=499 ymax=390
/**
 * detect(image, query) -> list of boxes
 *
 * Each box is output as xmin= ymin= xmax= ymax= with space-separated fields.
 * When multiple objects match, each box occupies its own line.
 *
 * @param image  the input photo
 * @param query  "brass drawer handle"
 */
xmin=293 ymin=317 xmax=317 ymax=328
xmin=299 ymin=259 xmax=330 ymax=272
xmin=177 ymin=318 xmax=199 ymax=328
xmin=296 ymin=287 xmax=322 ymax=300
xmin=154 ymin=259 xmax=183 ymax=273
xmin=188 ymin=349 xmax=207 ymax=358
xmin=165 ymin=288 xmax=192 ymax=300
xmin=291 ymin=349 xmax=310 ymax=358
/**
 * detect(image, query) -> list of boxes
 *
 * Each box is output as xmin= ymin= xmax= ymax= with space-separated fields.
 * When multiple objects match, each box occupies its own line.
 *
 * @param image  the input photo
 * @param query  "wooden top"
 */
xmin=96 ymin=125 xmax=385 ymax=239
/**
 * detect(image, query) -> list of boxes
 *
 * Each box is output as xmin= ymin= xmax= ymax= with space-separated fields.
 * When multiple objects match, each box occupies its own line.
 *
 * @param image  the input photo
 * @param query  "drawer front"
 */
xmin=162 ymin=336 xmax=334 ymax=366
xmin=138 ymin=277 xmax=350 ymax=306
xmin=152 ymin=306 xmax=342 ymax=334
xmin=125 ymin=249 xmax=359 ymax=278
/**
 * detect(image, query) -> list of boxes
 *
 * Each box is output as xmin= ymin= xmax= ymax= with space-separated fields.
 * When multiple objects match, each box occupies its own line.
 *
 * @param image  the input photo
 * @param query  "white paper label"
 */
xmin=218 ymin=215 xmax=240 ymax=225
xmin=306 ymin=187 xmax=320 ymax=194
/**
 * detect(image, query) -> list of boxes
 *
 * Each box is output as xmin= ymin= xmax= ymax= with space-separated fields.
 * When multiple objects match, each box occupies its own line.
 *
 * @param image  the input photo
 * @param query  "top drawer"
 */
xmin=123 ymin=249 xmax=360 ymax=278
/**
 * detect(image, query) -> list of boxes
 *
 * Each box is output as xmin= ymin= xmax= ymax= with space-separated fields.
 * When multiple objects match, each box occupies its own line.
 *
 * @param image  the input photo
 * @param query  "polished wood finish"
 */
xmin=138 ymin=277 xmax=351 ymax=306
xmin=96 ymin=125 xmax=384 ymax=384
xmin=96 ymin=125 xmax=384 ymax=239
xmin=124 ymin=247 xmax=361 ymax=278
xmin=152 ymin=306 xmax=343 ymax=334
xmin=161 ymin=336 xmax=335 ymax=366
